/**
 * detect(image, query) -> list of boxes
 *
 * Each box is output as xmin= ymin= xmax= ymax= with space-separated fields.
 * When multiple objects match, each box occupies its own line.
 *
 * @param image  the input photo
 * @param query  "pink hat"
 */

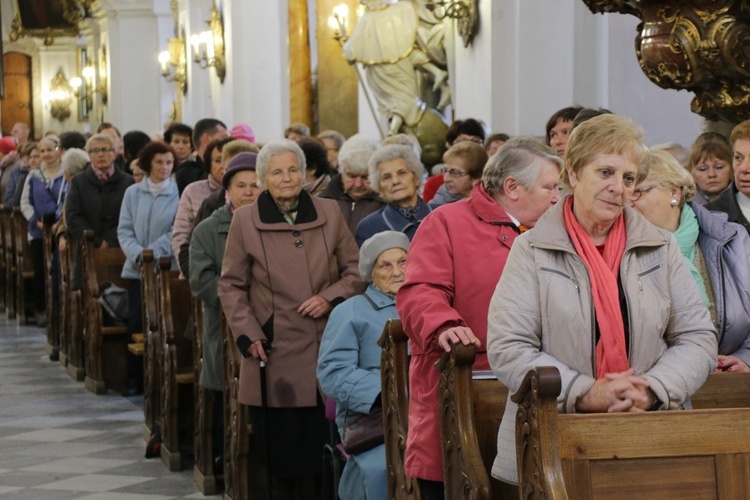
xmin=0 ymin=137 xmax=17 ymax=155
xmin=230 ymin=123 xmax=255 ymax=143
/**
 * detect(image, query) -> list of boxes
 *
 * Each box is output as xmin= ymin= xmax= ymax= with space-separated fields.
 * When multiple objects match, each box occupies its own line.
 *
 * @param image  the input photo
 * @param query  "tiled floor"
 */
xmin=0 ymin=315 xmax=222 ymax=499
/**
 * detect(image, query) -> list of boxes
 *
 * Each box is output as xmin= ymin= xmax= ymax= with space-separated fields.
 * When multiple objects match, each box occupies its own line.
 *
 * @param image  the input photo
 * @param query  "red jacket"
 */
xmin=396 ymin=183 xmax=520 ymax=481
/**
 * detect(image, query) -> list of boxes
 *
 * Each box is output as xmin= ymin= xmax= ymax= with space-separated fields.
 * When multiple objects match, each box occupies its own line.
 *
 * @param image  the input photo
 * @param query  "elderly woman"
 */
xmin=487 ymin=114 xmax=718 ymax=486
xmin=56 ymin=149 xmax=90 ymax=252
xmin=172 ymin=137 xmax=250 ymax=276
xmin=687 ymin=132 xmax=733 ymax=205
xmin=631 ymin=150 xmax=750 ymax=371
xmin=218 ymin=139 xmax=363 ymax=498
xmin=20 ymin=136 xmax=63 ymax=326
xmin=355 ymin=144 xmax=430 ymax=246
xmin=319 ymin=134 xmax=385 ymax=235
xmin=318 ymin=231 xmax=409 ymax=500
xmin=66 ymin=133 xmax=134 ymax=251
xmin=189 ymin=152 xmax=262 ymax=469
xmin=429 ymin=141 xmax=488 ymax=208
xmin=118 ymin=141 xmax=179 ymax=394
xmin=397 ymin=137 xmax=561 ymax=498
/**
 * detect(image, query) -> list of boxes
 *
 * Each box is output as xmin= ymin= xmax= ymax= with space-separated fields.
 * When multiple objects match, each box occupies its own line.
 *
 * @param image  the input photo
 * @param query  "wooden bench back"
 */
xmin=514 ymin=367 xmax=750 ymax=500
xmin=81 ymin=230 xmax=128 ymax=393
xmin=377 ymin=318 xmax=422 ymax=500
xmin=141 ymin=249 xmax=161 ymax=434
xmin=691 ymin=371 xmax=750 ymax=409
xmin=12 ymin=208 xmax=33 ymax=322
xmin=157 ymin=256 xmax=191 ymax=366
xmin=62 ymin=232 xmax=85 ymax=379
xmin=436 ymin=344 xmax=509 ymax=500
xmin=42 ymin=221 xmax=59 ymax=356
xmin=2 ymin=207 xmax=17 ymax=319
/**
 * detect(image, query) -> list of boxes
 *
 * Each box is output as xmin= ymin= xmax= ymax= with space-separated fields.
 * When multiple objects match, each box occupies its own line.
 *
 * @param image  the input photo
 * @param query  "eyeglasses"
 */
xmin=440 ymin=167 xmax=470 ymax=178
xmin=89 ymin=148 xmax=114 ymax=154
xmin=631 ymin=184 xmax=657 ymax=201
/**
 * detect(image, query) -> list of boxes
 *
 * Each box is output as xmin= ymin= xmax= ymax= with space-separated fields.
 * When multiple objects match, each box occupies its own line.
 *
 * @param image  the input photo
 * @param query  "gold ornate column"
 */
xmin=288 ymin=0 xmax=313 ymax=129
xmin=316 ymin=0 xmax=359 ymax=136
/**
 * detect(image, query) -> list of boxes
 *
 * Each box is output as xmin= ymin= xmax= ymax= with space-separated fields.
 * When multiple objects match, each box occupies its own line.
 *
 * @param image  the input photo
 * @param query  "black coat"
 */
xmin=65 ymin=166 xmax=134 ymax=247
xmin=705 ymin=184 xmax=750 ymax=235
xmin=175 ymin=156 xmax=206 ymax=196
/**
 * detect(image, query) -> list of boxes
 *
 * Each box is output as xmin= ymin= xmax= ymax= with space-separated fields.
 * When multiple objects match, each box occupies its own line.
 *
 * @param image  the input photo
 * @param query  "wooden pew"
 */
xmin=1 ymin=207 xmax=16 ymax=319
xmin=514 ymin=366 xmax=750 ymax=499
xmin=0 ymin=208 xmax=7 ymax=314
xmin=436 ymin=344 xmax=509 ymax=500
xmin=13 ymin=207 xmax=34 ymax=324
xmin=57 ymin=231 xmax=70 ymax=367
xmin=141 ymin=249 xmax=162 ymax=439
xmin=691 ymin=371 xmax=750 ymax=409
xmin=377 ymin=318 xmax=423 ymax=500
xmin=193 ymin=295 xmax=220 ymax=493
xmin=81 ymin=230 xmax=129 ymax=395
xmin=42 ymin=220 xmax=59 ymax=360
xmin=222 ymin=311 xmax=251 ymax=500
xmin=157 ymin=256 xmax=195 ymax=471
xmin=63 ymin=233 xmax=85 ymax=381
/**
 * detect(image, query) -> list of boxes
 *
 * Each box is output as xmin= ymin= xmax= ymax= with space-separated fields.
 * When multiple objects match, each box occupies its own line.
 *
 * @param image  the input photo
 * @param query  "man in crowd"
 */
xmin=175 ymin=118 xmax=228 ymax=195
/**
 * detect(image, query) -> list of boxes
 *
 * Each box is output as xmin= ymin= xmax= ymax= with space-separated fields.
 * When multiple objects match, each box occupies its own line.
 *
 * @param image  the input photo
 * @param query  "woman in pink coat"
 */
xmin=396 ymin=137 xmax=561 ymax=498
xmin=218 ymin=139 xmax=364 ymax=498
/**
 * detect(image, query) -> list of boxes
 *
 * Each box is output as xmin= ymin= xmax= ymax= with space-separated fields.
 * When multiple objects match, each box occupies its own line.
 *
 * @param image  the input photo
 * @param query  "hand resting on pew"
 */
xmin=574 ymin=368 xmax=655 ymax=413
xmin=716 ymin=354 xmax=750 ymax=372
xmin=438 ymin=326 xmax=481 ymax=352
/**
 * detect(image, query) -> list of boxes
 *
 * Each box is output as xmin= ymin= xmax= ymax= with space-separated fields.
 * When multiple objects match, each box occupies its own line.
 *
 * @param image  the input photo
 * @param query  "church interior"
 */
xmin=2 ymin=1 xmax=750 ymax=499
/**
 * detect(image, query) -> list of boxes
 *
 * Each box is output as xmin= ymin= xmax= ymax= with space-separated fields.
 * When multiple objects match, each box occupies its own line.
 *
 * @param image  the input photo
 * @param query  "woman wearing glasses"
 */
xmin=631 ymin=149 xmax=750 ymax=372
xmin=65 ymin=133 xmax=134 ymax=289
xmin=429 ymin=141 xmax=488 ymax=208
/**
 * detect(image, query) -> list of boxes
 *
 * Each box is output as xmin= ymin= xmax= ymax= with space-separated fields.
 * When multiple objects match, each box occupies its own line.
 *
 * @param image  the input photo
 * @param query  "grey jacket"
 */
xmin=487 ymin=200 xmax=717 ymax=484
xmin=692 ymin=202 xmax=750 ymax=364
xmin=189 ymin=203 xmax=232 ymax=391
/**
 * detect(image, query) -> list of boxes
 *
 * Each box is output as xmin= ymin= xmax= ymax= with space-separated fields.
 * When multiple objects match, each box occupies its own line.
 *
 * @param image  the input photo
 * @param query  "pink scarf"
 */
xmin=563 ymin=197 xmax=629 ymax=377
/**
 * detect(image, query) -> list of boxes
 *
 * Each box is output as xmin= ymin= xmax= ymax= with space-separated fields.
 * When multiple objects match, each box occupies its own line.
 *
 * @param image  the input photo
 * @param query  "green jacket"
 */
xmin=189 ymin=203 xmax=232 ymax=391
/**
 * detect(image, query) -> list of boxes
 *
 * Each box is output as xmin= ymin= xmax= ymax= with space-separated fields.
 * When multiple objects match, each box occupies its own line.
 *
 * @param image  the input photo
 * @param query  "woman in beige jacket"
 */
xmin=218 ymin=139 xmax=364 ymax=498
xmin=486 ymin=114 xmax=718 ymax=486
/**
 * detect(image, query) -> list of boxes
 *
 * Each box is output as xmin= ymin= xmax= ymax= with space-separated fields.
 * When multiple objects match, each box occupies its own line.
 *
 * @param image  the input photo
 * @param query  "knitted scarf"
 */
xmin=674 ymin=204 xmax=709 ymax=307
xmin=563 ymin=197 xmax=629 ymax=377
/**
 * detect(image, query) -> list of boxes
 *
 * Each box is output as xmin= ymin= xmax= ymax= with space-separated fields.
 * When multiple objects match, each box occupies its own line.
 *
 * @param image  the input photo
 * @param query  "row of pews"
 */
xmin=6 ymin=201 xmax=750 ymax=499
xmin=381 ymin=318 xmax=750 ymax=500
xmin=0 ymin=207 xmax=262 ymax=499
xmin=0 ymin=207 xmax=35 ymax=324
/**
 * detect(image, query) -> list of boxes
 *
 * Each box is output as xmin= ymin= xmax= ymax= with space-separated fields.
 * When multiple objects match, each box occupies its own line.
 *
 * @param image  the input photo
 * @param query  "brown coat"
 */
xmin=219 ymin=190 xmax=365 ymax=408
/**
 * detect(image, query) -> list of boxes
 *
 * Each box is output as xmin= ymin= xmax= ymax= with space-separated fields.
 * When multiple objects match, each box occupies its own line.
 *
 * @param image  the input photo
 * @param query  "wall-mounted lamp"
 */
xmin=159 ymin=34 xmax=188 ymax=95
xmin=70 ymin=66 xmax=95 ymax=113
xmin=328 ymin=4 xmax=365 ymax=44
xmin=424 ymin=0 xmax=479 ymax=47
xmin=47 ymin=69 xmax=73 ymax=122
xmin=70 ymin=61 xmax=107 ymax=116
xmin=190 ymin=1 xmax=226 ymax=83
xmin=328 ymin=4 xmax=350 ymax=43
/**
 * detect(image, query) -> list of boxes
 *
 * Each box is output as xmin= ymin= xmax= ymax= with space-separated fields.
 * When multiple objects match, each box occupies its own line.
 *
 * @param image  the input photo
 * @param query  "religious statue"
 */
xmin=344 ymin=0 xmax=451 ymax=136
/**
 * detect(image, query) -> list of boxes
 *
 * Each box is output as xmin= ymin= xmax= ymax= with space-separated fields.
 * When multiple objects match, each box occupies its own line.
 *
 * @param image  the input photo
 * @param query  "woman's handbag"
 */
xmin=342 ymin=409 xmax=384 ymax=455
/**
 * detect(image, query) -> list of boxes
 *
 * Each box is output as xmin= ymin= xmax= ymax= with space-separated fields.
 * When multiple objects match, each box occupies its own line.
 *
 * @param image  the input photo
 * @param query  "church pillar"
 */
xmin=95 ymin=0 xmax=173 ymax=133
xmin=288 ymin=0 xmax=313 ymax=130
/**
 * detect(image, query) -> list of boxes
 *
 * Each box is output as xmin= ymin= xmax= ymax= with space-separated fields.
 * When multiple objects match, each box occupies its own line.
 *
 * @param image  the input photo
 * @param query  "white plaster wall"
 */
xmin=97 ymin=2 xmax=166 ymax=134
xmin=448 ymin=0 xmax=702 ymax=146
xmin=604 ymin=14 xmax=702 ymax=147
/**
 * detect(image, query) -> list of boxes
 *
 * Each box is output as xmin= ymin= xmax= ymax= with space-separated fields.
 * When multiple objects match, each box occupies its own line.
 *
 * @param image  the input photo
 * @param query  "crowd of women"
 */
xmin=1 ymin=107 xmax=749 ymax=500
